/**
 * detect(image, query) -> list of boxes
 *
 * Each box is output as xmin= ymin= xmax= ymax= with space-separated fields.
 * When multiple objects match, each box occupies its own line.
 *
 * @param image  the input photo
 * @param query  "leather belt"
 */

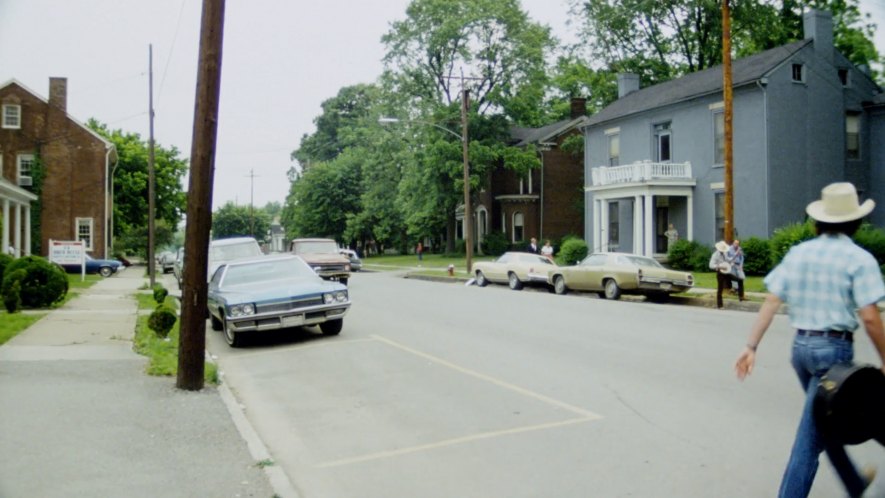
xmin=797 ymin=329 xmax=853 ymax=342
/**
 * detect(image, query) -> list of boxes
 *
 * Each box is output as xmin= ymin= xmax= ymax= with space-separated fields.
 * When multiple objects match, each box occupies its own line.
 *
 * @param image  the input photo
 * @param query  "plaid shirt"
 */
xmin=765 ymin=233 xmax=885 ymax=332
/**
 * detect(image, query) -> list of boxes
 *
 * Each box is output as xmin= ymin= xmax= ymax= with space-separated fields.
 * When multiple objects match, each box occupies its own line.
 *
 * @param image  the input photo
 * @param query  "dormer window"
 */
xmin=791 ymin=64 xmax=805 ymax=83
xmin=2 ymin=104 xmax=21 ymax=129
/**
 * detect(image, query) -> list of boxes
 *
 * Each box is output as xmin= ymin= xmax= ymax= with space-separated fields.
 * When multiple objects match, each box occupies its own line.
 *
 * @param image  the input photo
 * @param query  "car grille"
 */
xmin=316 ymin=264 xmax=348 ymax=272
xmin=256 ymin=296 xmax=324 ymax=314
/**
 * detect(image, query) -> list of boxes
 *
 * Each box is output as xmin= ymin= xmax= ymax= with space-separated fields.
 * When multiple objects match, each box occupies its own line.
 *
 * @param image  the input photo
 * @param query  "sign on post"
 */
xmin=48 ymin=239 xmax=85 ymax=280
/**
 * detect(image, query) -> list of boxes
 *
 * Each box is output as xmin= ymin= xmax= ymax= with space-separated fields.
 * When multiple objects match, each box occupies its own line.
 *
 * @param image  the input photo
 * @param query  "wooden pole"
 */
xmin=177 ymin=0 xmax=225 ymax=391
xmin=148 ymin=44 xmax=156 ymax=287
xmin=722 ymin=0 xmax=734 ymax=243
xmin=462 ymin=88 xmax=472 ymax=274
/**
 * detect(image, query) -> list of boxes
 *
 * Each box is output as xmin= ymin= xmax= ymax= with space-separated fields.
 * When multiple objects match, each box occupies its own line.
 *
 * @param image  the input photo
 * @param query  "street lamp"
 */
xmin=378 ymin=95 xmax=473 ymax=274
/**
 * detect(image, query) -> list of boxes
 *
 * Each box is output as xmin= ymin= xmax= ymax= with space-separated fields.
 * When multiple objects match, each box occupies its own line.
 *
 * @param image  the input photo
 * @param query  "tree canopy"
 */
xmin=211 ymin=202 xmax=271 ymax=240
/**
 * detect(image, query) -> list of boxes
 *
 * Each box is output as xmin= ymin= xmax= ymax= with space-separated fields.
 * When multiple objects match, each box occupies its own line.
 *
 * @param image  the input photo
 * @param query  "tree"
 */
xmin=211 ymin=202 xmax=270 ymax=240
xmin=88 ymin=120 xmax=187 ymax=255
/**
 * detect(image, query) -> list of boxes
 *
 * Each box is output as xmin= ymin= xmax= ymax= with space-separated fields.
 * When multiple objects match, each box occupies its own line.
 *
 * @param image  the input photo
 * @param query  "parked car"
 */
xmin=60 ymin=254 xmax=123 ymax=277
xmin=156 ymin=250 xmax=176 ymax=274
xmin=173 ymin=247 xmax=185 ymax=288
xmin=547 ymin=252 xmax=694 ymax=300
xmin=208 ymin=237 xmax=263 ymax=280
xmin=473 ymin=251 xmax=557 ymax=290
xmin=340 ymin=248 xmax=362 ymax=272
xmin=207 ymin=254 xmax=351 ymax=347
xmin=290 ymin=238 xmax=351 ymax=285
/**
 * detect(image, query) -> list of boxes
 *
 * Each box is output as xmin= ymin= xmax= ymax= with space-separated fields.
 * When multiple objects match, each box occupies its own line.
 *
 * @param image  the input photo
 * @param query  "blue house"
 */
xmin=582 ymin=10 xmax=882 ymax=256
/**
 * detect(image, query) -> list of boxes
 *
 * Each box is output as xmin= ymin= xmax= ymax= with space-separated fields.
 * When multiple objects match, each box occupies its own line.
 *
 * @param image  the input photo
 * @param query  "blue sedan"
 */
xmin=60 ymin=254 xmax=123 ymax=277
xmin=207 ymin=254 xmax=351 ymax=347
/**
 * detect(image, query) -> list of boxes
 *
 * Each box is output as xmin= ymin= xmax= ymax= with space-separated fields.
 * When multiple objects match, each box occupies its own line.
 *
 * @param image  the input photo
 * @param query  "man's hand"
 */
xmin=735 ymin=348 xmax=756 ymax=380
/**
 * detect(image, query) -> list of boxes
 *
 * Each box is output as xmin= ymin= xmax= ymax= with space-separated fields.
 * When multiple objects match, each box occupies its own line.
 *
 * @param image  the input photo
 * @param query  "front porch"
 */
xmin=1 ymin=178 xmax=37 ymax=257
xmin=587 ymin=161 xmax=696 ymax=257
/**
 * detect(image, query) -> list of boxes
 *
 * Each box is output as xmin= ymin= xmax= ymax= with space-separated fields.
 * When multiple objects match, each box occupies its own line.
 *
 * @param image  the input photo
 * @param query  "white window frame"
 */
xmin=846 ymin=112 xmax=861 ymax=160
xmin=76 ymin=217 xmax=94 ymax=251
xmin=714 ymin=191 xmax=725 ymax=242
xmin=2 ymin=104 xmax=21 ymax=129
xmin=653 ymin=122 xmax=672 ymax=162
xmin=17 ymin=153 xmax=34 ymax=186
xmin=607 ymin=133 xmax=620 ymax=166
xmin=713 ymin=111 xmax=725 ymax=166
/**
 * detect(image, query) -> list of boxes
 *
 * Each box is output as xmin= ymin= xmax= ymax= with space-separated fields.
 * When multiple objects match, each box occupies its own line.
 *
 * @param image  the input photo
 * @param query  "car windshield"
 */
xmin=210 ymin=242 xmax=261 ymax=262
xmin=621 ymin=255 xmax=663 ymax=268
xmin=221 ymin=258 xmax=316 ymax=287
xmin=293 ymin=241 xmax=339 ymax=254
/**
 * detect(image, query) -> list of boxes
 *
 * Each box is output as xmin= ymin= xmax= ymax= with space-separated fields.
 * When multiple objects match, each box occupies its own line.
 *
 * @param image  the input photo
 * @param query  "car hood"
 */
xmin=297 ymin=253 xmax=350 ymax=263
xmin=214 ymin=279 xmax=345 ymax=305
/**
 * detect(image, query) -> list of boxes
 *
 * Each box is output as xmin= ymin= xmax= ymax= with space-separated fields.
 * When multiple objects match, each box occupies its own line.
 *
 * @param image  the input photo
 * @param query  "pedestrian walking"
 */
xmin=416 ymin=242 xmax=423 ymax=262
xmin=734 ymin=182 xmax=885 ymax=498
xmin=709 ymin=240 xmax=736 ymax=309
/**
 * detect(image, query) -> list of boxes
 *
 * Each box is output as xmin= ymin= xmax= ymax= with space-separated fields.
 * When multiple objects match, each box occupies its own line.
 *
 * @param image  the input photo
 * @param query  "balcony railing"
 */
xmin=591 ymin=160 xmax=692 ymax=186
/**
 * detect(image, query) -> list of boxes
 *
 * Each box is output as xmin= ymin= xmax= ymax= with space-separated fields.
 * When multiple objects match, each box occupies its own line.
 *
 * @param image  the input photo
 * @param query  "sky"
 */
xmin=1 ymin=0 xmax=883 ymax=211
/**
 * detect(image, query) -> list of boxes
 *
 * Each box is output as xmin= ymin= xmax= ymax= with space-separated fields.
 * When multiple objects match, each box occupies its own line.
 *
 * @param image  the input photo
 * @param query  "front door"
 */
xmin=656 ymin=206 xmax=669 ymax=253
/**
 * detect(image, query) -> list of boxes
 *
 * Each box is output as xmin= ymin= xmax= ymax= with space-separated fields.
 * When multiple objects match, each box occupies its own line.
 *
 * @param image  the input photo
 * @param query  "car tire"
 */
xmin=603 ymin=279 xmax=621 ymax=300
xmin=210 ymin=313 xmax=222 ymax=331
xmin=476 ymin=271 xmax=488 ymax=287
xmin=553 ymin=275 xmax=568 ymax=295
xmin=508 ymin=272 xmax=523 ymax=291
xmin=320 ymin=319 xmax=343 ymax=336
xmin=223 ymin=316 xmax=242 ymax=347
xmin=99 ymin=266 xmax=113 ymax=278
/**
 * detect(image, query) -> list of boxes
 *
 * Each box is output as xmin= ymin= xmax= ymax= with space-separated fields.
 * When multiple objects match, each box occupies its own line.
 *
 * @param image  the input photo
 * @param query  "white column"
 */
xmin=24 ymin=204 xmax=31 ymax=256
xmin=13 ymin=202 xmax=22 ymax=258
xmin=599 ymin=199 xmax=609 ymax=252
xmin=687 ymin=194 xmax=694 ymax=242
xmin=644 ymin=195 xmax=654 ymax=256
xmin=2 ymin=199 xmax=9 ymax=255
xmin=592 ymin=198 xmax=601 ymax=252
xmin=633 ymin=195 xmax=643 ymax=255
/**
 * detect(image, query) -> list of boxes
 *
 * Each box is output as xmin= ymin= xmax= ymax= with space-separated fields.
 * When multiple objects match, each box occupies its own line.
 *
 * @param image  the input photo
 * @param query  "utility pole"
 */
xmin=148 ymin=44 xmax=156 ymax=288
xmin=461 ymin=86 xmax=472 ymax=274
xmin=722 ymin=0 xmax=734 ymax=243
xmin=178 ymin=0 xmax=225 ymax=391
xmin=246 ymin=169 xmax=258 ymax=237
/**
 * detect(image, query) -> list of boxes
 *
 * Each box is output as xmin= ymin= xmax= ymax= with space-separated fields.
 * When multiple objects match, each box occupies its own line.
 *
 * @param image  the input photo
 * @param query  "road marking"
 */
xmin=371 ymin=335 xmax=602 ymax=419
xmin=316 ymin=416 xmax=596 ymax=469
xmin=226 ymin=337 xmax=377 ymax=360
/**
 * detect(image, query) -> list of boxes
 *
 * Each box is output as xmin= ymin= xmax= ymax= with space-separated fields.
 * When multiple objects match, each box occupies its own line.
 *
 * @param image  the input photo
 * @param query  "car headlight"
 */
xmin=324 ymin=291 xmax=348 ymax=304
xmin=230 ymin=303 xmax=255 ymax=317
xmin=344 ymin=264 xmax=351 ymax=271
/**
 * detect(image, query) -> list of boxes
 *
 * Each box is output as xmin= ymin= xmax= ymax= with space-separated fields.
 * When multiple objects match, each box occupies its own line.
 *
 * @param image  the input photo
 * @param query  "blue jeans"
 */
xmin=778 ymin=334 xmax=866 ymax=497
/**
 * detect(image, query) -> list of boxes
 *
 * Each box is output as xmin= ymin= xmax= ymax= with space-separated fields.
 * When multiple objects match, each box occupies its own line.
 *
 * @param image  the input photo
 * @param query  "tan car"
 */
xmin=289 ymin=238 xmax=352 ymax=285
xmin=548 ymin=252 xmax=693 ymax=300
xmin=473 ymin=251 xmax=557 ymax=290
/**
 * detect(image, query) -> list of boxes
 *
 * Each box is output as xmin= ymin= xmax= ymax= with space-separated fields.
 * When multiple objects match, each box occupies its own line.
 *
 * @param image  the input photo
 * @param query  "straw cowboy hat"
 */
xmin=715 ymin=241 xmax=729 ymax=253
xmin=806 ymin=182 xmax=875 ymax=223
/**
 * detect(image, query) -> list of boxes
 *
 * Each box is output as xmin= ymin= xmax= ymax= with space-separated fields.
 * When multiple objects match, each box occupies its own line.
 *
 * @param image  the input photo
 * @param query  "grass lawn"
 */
xmin=0 ymin=312 xmax=47 ymax=346
xmin=134 ymin=292 xmax=218 ymax=384
xmin=690 ymin=273 xmax=767 ymax=293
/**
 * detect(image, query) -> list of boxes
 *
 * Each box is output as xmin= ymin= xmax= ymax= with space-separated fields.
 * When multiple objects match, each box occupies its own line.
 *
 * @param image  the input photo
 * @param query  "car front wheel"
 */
xmin=553 ymin=275 xmax=568 ymax=295
xmin=603 ymin=279 xmax=621 ymax=300
xmin=320 ymin=319 xmax=343 ymax=336
xmin=210 ymin=313 xmax=222 ymax=331
xmin=223 ymin=316 xmax=242 ymax=347
xmin=476 ymin=271 xmax=488 ymax=287
xmin=99 ymin=266 xmax=113 ymax=277
xmin=508 ymin=272 xmax=523 ymax=291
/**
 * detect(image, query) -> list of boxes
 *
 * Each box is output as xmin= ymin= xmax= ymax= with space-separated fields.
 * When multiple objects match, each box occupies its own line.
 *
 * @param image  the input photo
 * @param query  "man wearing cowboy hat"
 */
xmin=734 ymin=182 xmax=885 ymax=497
xmin=709 ymin=240 xmax=743 ymax=308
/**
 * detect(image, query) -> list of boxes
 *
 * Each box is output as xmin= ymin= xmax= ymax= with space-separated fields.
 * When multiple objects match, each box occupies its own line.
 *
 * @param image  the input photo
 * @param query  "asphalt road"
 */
xmin=204 ymin=270 xmax=884 ymax=498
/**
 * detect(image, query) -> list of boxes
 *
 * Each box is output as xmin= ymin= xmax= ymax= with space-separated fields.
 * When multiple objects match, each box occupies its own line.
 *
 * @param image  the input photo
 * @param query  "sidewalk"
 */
xmin=0 ymin=267 xmax=276 ymax=498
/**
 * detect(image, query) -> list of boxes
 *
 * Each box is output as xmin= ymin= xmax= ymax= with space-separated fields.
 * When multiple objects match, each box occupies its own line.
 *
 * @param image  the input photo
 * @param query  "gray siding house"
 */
xmin=582 ymin=10 xmax=882 ymax=256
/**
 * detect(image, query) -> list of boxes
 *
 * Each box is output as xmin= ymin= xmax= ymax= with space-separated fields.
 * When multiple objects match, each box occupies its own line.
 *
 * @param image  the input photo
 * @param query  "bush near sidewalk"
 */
xmin=134 ymin=292 xmax=218 ymax=384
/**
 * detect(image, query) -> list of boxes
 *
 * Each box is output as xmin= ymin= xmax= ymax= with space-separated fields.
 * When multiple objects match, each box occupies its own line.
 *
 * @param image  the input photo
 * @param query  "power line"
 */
xmin=157 ymin=0 xmax=188 ymax=110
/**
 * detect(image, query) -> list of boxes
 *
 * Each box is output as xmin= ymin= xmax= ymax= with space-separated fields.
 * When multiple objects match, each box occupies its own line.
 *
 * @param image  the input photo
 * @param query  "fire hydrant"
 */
xmin=447 ymin=264 xmax=455 ymax=277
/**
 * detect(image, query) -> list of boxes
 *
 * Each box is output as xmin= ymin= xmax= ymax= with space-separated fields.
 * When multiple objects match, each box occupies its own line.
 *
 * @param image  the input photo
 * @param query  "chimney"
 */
xmin=617 ymin=73 xmax=640 ymax=98
xmin=570 ymin=97 xmax=587 ymax=119
xmin=49 ymin=77 xmax=67 ymax=113
xmin=803 ymin=9 xmax=833 ymax=65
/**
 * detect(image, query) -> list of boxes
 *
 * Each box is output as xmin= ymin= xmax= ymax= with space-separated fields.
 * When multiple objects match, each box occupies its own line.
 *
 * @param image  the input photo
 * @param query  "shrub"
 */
xmin=770 ymin=220 xmax=815 ymax=266
xmin=481 ymin=231 xmax=509 ymax=256
xmin=0 ymin=252 xmax=13 ymax=285
xmin=741 ymin=237 xmax=772 ymax=276
xmin=152 ymin=284 xmax=168 ymax=304
xmin=2 ymin=272 xmax=23 ymax=313
xmin=1 ymin=256 xmax=68 ymax=308
xmin=148 ymin=305 xmax=177 ymax=338
xmin=558 ymin=238 xmax=588 ymax=265
xmin=667 ymin=240 xmax=712 ymax=272
xmin=853 ymin=223 xmax=885 ymax=266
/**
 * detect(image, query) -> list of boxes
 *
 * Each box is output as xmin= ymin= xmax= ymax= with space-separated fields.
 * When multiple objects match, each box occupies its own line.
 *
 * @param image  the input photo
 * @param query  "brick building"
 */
xmin=0 ymin=78 xmax=117 ymax=258
xmin=462 ymin=98 xmax=587 ymax=251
